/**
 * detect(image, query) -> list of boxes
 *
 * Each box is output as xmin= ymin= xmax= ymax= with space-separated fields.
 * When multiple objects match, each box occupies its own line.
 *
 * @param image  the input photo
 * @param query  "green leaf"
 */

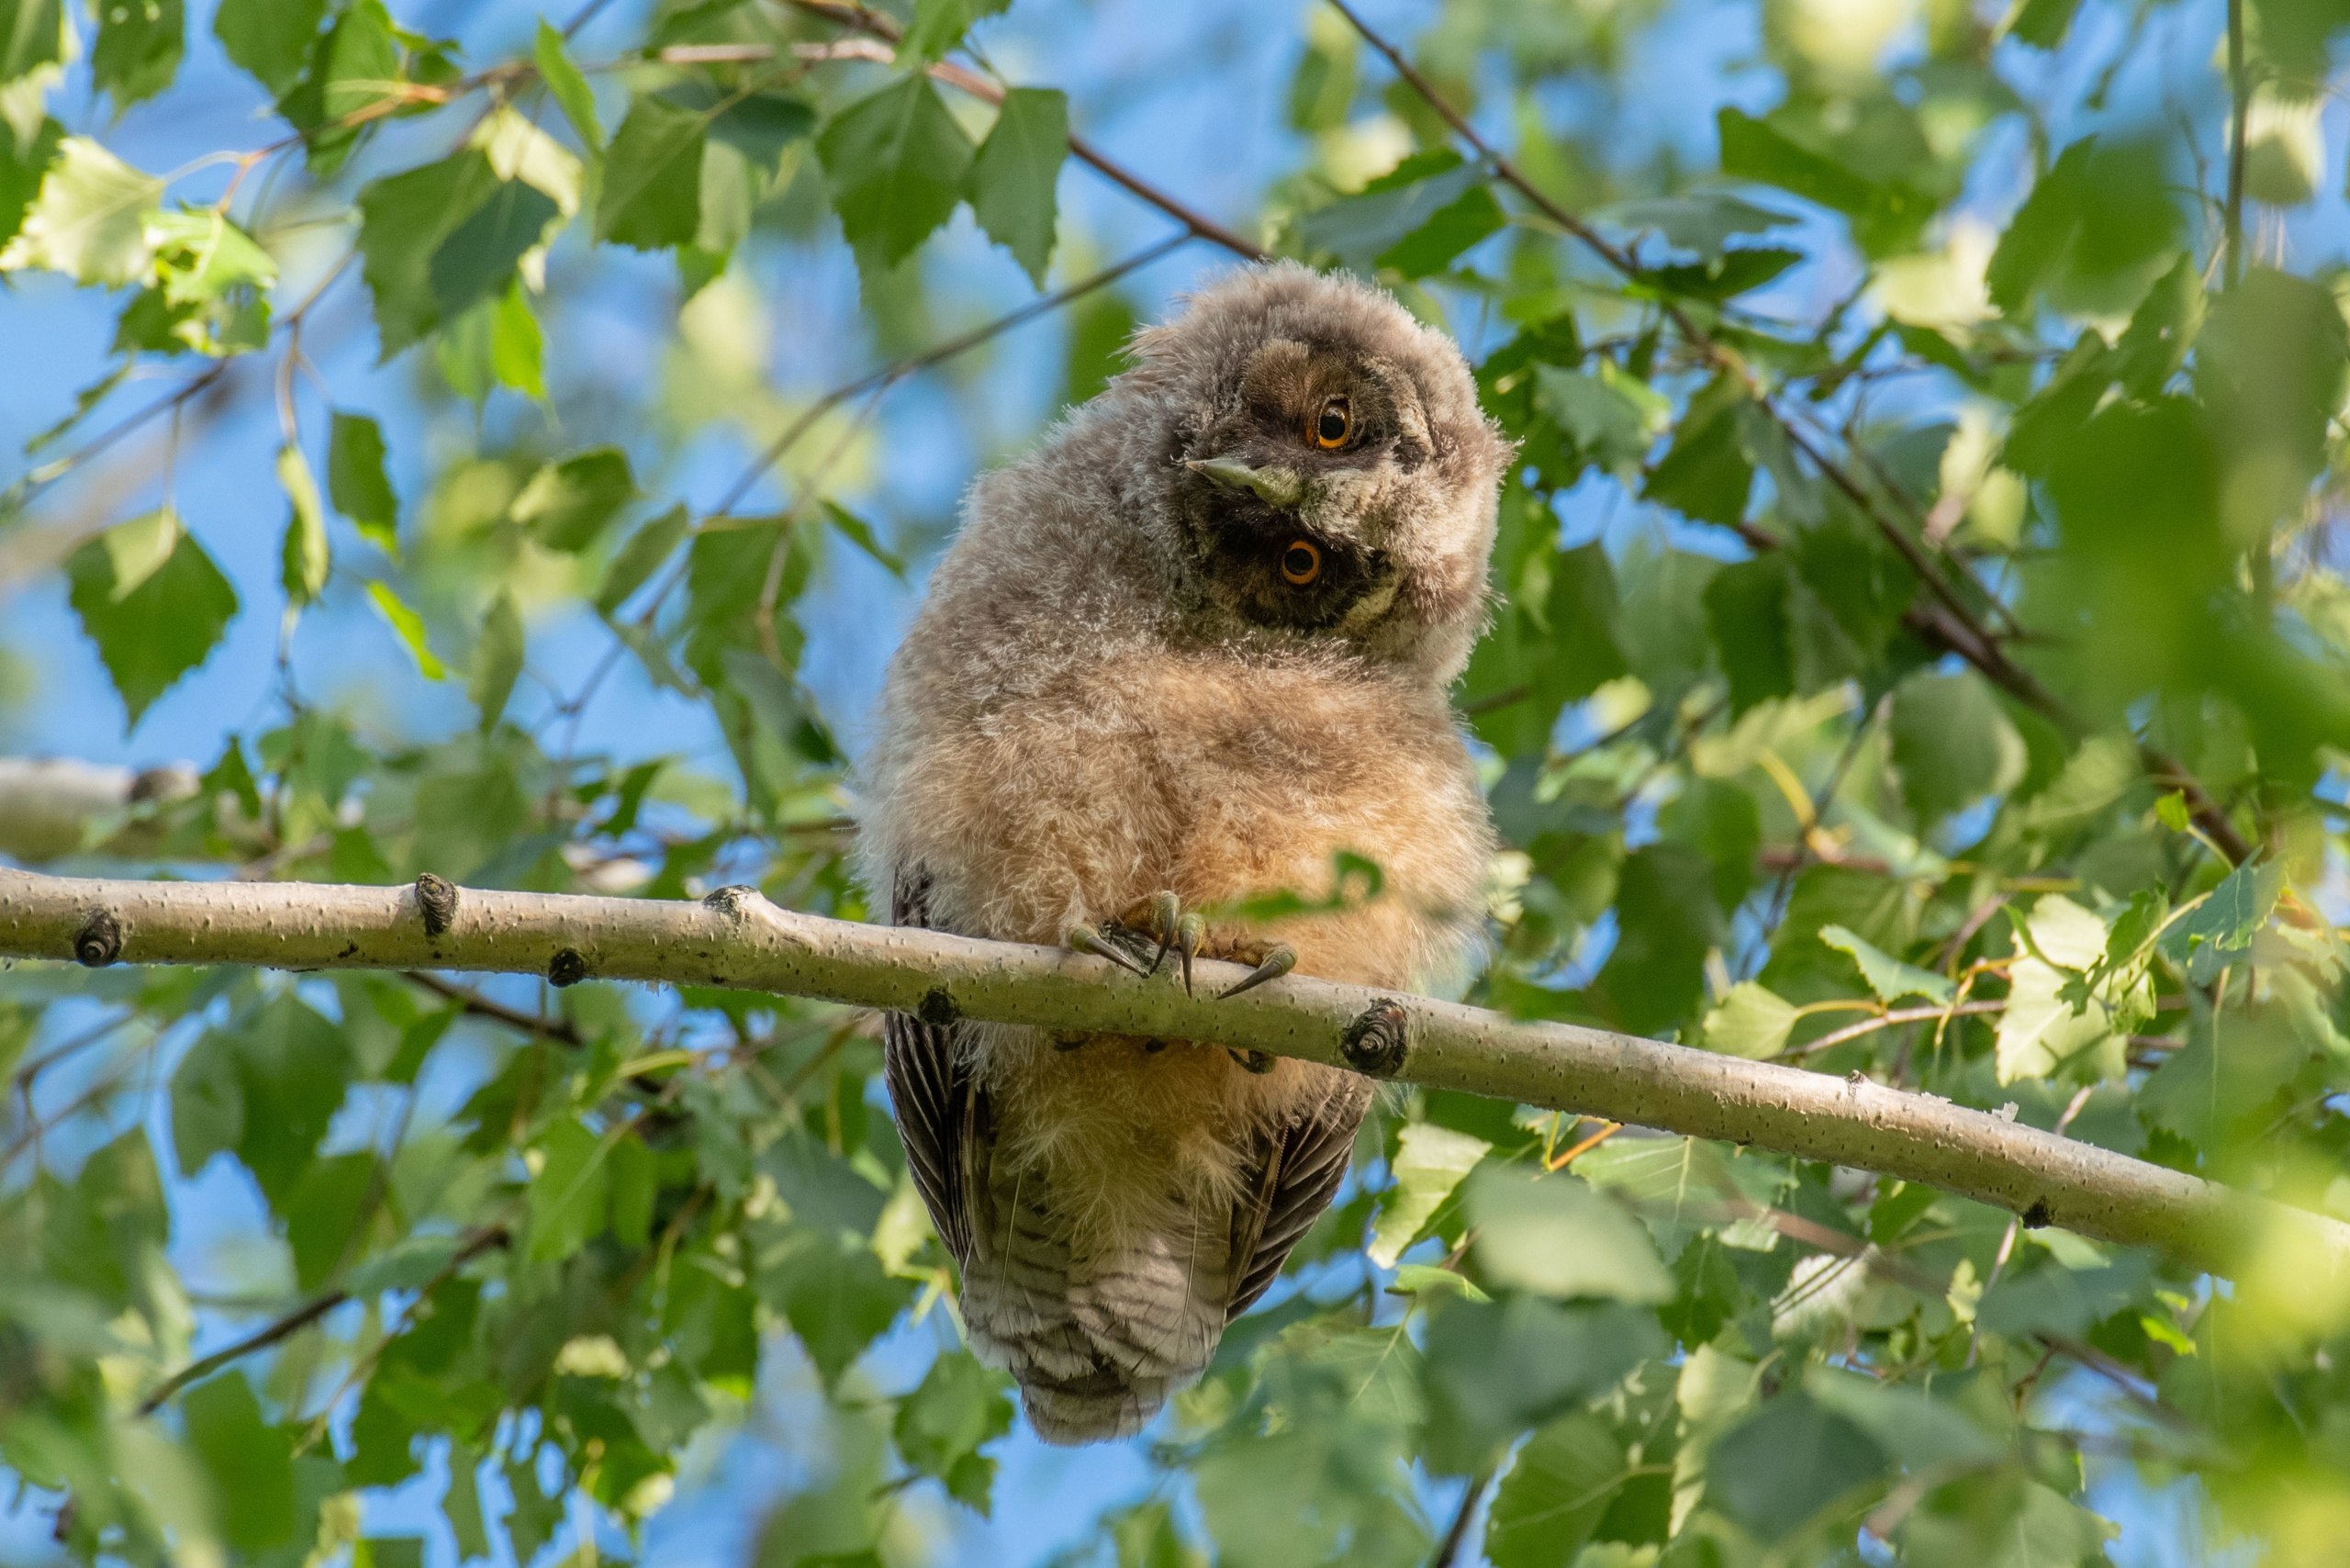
xmin=229 ymin=994 xmax=353 ymax=1206
xmin=1643 ymin=372 xmax=1754 ymax=527
xmin=367 ymin=582 xmax=448 ymax=680
xmin=968 ymin=86 xmax=1066 ymax=286
xmin=65 ymin=510 xmax=239 ymax=726
xmin=1534 ymin=361 xmax=1668 ymax=472
xmin=1367 ymin=1121 xmax=1490 ymax=1267
xmin=1819 ymin=924 xmax=1955 ymax=1005
xmin=609 ymin=1130 xmax=655 ymax=1248
xmin=356 ymin=151 xmax=539 ymax=358
xmin=1483 ymin=1412 xmax=1624 ymax=1568
xmin=0 ymin=114 xmax=60 ymax=249
xmin=0 ymin=136 xmax=162 ymax=285
xmin=2159 ymin=855 xmax=2286 ymax=984
xmin=1700 ymin=981 xmax=1800 ymax=1058
xmin=1298 ymin=151 xmax=1483 ymax=274
xmin=354 ymin=1540 xmax=426 ymax=1568
xmin=597 ymin=92 xmax=704 ymax=250
xmin=278 ymin=444 xmax=330 ymax=606
xmin=1379 ymin=183 xmax=1505 ymax=278
xmin=1977 ymin=1253 xmax=2151 ymax=1338
xmin=821 ymin=500 xmax=904 ymax=577
xmin=1594 ymin=843 xmax=1718 ymax=1035
xmin=285 ymin=1151 xmax=374 ymax=1291
xmin=1996 ymin=895 xmax=2120 ymax=1082
xmin=0 ymin=0 xmax=65 ymax=82
xmin=779 ymin=1239 xmax=912 ymax=1385
xmin=512 ymin=446 xmax=636 ymax=552
xmin=902 ymin=0 xmax=1010 ymax=60
xmin=329 ymin=410 xmax=398 ymax=553
xmin=212 ymin=0 xmax=325 ymax=95
xmin=170 ymin=1028 xmax=244 ymax=1176
xmin=1718 ymin=106 xmax=1874 ymax=215
xmin=2007 ymin=0 xmax=2084 ymax=47
xmin=532 ymin=18 xmax=602 ymax=152
xmin=1986 ymin=136 xmax=2177 ymax=317
xmin=91 ymin=0 xmax=184 ymax=108
xmin=275 ymin=0 xmax=401 ymax=178
xmin=442 ymin=1445 xmax=490 ymax=1562
xmin=1646 ymin=244 xmax=1802 ymax=300
xmin=469 ymin=589 xmax=523 ymax=730
xmin=893 ymin=1349 xmax=1014 ymax=1511
xmin=528 ymin=1117 xmax=611 ymax=1261
xmin=1418 ymin=1294 xmax=1662 ymax=1473
xmin=1605 ymin=191 xmax=1794 ymax=261
xmin=1888 ymin=669 xmax=2027 ymax=826
xmin=1705 ymin=1391 xmax=1888 ymax=1543
xmin=1704 ymin=554 xmax=1795 ymax=715
xmin=182 ymin=1373 xmax=296 ymax=1552
xmin=597 ymin=503 xmax=690 ymax=614
xmin=818 ymin=75 xmax=975 ymax=268
xmin=504 ymin=1450 xmax=561 ymax=1566
xmin=1463 ymin=1165 xmax=1672 ymax=1302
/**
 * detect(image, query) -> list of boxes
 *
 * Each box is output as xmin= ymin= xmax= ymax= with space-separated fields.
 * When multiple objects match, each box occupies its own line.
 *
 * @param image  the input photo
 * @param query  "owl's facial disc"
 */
xmin=1171 ymin=338 xmax=1439 ymax=634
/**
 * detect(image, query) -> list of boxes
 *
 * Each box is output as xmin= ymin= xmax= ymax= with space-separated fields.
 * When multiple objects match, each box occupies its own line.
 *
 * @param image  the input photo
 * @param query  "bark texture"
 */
xmin=1 ymin=866 xmax=2339 ymax=1281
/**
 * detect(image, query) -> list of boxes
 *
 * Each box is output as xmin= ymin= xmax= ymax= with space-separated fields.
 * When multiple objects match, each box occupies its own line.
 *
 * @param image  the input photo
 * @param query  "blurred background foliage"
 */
xmin=3 ymin=0 xmax=2350 ymax=1562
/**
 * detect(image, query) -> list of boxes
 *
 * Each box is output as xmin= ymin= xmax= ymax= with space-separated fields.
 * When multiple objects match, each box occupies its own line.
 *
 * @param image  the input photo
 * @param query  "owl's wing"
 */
xmin=1226 ymin=1073 xmax=1371 ymax=1318
xmin=884 ymin=868 xmax=975 ymax=1265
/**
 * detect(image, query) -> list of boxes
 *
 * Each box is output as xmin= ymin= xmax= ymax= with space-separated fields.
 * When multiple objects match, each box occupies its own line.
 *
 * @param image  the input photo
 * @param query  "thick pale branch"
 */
xmin=1 ymin=868 xmax=2340 ymax=1281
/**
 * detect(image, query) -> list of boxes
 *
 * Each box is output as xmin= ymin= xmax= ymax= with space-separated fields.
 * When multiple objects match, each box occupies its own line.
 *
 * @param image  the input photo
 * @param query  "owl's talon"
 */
xmin=1174 ymin=912 xmax=1204 ymax=996
xmin=1219 ymin=943 xmax=1296 ymax=999
xmin=1069 ymin=922 xmax=1148 ymax=977
xmin=1226 ymin=1047 xmax=1277 ymax=1073
xmin=1145 ymin=890 xmax=1182 ymax=977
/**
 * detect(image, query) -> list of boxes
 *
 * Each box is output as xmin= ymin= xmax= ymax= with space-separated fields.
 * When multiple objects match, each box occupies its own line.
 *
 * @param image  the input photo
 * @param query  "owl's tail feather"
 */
xmin=962 ymin=1169 xmax=1237 ymax=1445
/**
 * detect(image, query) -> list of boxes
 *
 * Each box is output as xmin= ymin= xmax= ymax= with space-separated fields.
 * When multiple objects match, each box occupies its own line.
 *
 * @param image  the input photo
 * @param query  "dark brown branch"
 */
xmin=403 ymin=970 xmax=584 ymax=1047
xmin=135 ymin=1226 xmax=509 ymax=1416
xmin=1428 ymin=1468 xmax=1493 ymax=1568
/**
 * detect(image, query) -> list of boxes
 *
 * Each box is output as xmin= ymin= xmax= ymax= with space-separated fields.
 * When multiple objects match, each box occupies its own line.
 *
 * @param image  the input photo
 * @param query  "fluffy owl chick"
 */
xmin=856 ymin=262 xmax=1508 ymax=1443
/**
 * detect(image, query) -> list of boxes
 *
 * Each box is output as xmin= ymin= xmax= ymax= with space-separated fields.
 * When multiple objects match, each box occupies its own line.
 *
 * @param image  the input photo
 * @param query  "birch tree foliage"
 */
xmin=2 ymin=0 xmax=2350 ymax=1562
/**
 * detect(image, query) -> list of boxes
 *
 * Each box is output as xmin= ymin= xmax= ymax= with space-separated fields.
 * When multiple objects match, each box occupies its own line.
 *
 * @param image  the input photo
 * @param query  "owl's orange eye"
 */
xmin=1311 ymin=396 xmax=1350 ymax=449
xmin=1281 ymin=540 xmax=1322 ymax=585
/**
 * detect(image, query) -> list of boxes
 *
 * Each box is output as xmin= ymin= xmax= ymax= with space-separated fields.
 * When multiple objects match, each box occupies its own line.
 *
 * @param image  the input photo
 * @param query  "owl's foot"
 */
xmin=1117 ymin=890 xmax=1206 ymax=994
xmin=1103 ymin=894 xmax=1295 ymax=1001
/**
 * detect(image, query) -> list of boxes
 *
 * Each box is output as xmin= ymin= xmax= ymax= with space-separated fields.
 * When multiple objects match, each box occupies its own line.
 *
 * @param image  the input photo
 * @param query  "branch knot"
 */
xmin=414 ymin=873 xmax=458 ymax=938
xmin=702 ymin=884 xmax=763 ymax=918
xmin=1340 ymin=998 xmax=1410 ymax=1078
xmin=73 ymin=909 xmax=120 ymax=968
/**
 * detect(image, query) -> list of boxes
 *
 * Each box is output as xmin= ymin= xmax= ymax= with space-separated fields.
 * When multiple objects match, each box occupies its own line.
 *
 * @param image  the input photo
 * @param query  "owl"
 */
xmin=856 ymin=262 xmax=1509 ymax=1442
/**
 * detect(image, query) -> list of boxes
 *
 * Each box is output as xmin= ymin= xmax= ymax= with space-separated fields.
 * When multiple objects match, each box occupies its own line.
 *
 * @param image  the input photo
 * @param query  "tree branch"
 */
xmin=0 ymin=868 xmax=2340 ymax=1281
xmin=1327 ymin=0 xmax=2257 ymax=866
xmin=134 ymin=1225 xmax=509 ymax=1416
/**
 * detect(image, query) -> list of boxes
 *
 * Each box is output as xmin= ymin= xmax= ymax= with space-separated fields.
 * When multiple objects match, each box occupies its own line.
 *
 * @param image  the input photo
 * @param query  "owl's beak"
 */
xmin=1186 ymin=456 xmax=1304 ymax=510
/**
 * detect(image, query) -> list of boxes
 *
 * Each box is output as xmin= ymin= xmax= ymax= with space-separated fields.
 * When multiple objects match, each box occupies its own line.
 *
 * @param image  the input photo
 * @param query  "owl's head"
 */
xmin=1107 ymin=262 xmax=1512 ymax=682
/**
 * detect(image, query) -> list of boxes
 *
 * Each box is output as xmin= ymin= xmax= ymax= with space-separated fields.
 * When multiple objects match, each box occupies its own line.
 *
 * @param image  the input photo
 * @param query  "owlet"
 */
xmin=856 ymin=263 xmax=1508 ymax=1442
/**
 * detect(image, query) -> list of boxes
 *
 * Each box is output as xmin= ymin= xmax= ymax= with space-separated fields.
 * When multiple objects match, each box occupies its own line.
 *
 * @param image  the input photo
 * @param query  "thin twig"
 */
xmin=711 ymin=231 xmax=1189 ymax=515
xmin=1428 ymin=1468 xmax=1493 ymax=1568
xmin=1784 ymin=1001 xmax=2007 ymax=1058
xmin=403 ymin=971 xmax=585 ymax=1047
xmin=136 ymin=1226 xmax=509 ymax=1416
xmin=2224 ymin=0 xmax=2248 ymax=288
